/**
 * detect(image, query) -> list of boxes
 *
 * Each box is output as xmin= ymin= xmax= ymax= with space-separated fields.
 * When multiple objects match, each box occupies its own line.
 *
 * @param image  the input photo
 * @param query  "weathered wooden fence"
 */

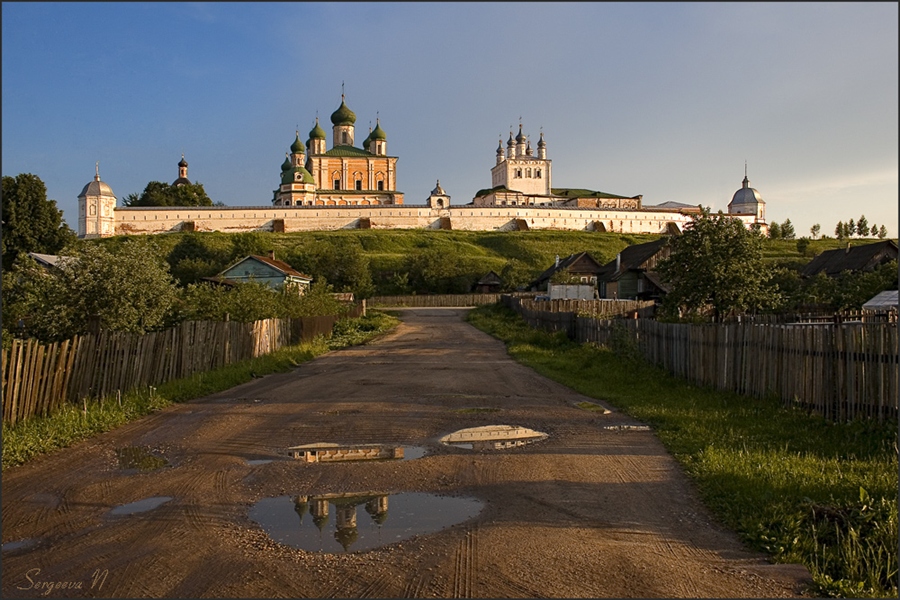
xmin=368 ymin=294 xmax=501 ymax=307
xmin=504 ymin=296 xmax=899 ymax=421
xmin=1 ymin=312 xmax=352 ymax=425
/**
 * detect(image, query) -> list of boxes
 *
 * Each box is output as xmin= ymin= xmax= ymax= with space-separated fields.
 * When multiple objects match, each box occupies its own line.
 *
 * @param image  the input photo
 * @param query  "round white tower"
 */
xmin=78 ymin=163 xmax=117 ymax=238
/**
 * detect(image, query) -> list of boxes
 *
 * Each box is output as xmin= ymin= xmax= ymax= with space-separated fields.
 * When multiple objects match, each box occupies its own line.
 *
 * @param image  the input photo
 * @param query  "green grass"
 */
xmin=467 ymin=304 xmax=898 ymax=598
xmin=2 ymin=312 xmax=399 ymax=470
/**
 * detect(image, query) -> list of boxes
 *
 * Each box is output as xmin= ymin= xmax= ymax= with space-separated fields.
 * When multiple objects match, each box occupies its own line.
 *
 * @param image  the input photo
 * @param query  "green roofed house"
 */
xmin=215 ymin=252 xmax=312 ymax=294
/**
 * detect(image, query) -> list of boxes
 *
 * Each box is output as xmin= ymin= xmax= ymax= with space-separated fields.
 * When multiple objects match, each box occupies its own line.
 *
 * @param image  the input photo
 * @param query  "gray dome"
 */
xmin=78 ymin=173 xmax=116 ymax=199
xmin=431 ymin=180 xmax=445 ymax=196
xmin=729 ymin=175 xmax=764 ymax=210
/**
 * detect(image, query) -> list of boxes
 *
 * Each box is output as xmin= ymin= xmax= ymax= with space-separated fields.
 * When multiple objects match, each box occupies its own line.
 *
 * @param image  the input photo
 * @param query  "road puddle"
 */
xmin=109 ymin=496 xmax=173 ymax=516
xmin=250 ymin=492 xmax=482 ymax=553
xmin=439 ymin=425 xmax=548 ymax=450
xmin=116 ymin=446 xmax=168 ymax=471
xmin=286 ymin=444 xmax=426 ymax=463
xmin=602 ymin=425 xmax=651 ymax=432
xmin=2 ymin=538 xmax=39 ymax=552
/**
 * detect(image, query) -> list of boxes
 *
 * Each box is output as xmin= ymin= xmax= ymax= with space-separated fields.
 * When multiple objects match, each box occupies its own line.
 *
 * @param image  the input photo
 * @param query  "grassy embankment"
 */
xmin=1 ymin=312 xmax=399 ymax=471
xmin=467 ymin=303 xmax=898 ymax=598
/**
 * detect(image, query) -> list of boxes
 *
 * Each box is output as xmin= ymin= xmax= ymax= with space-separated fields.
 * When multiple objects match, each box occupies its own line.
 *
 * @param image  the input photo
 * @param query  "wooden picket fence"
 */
xmin=504 ymin=293 xmax=898 ymax=421
xmin=368 ymin=294 xmax=501 ymax=307
xmin=1 ymin=312 xmax=350 ymax=425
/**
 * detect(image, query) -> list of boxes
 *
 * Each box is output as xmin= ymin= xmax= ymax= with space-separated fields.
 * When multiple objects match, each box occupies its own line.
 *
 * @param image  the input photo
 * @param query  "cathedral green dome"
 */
xmin=370 ymin=121 xmax=387 ymax=140
xmin=330 ymin=98 xmax=356 ymax=126
xmin=281 ymin=156 xmax=291 ymax=172
xmin=282 ymin=166 xmax=315 ymax=185
xmin=309 ymin=119 xmax=326 ymax=140
xmin=291 ymin=133 xmax=305 ymax=153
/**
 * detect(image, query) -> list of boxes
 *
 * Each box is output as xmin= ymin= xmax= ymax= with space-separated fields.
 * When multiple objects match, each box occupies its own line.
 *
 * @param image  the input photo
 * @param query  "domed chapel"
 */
xmin=273 ymin=93 xmax=404 ymax=207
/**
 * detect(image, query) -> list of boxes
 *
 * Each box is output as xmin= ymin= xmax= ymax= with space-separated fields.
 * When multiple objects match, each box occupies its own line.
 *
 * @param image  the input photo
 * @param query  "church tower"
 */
xmin=78 ymin=163 xmax=117 ymax=238
xmin=173 ymin=154 xmax=191 ymax=186
xmin=727 ymin=165 xmax=766 ymax=223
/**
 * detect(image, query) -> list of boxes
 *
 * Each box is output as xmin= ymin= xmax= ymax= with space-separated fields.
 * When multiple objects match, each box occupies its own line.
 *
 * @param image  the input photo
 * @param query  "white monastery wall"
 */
xmin=113 ymin=205 xmax=748 ymax=235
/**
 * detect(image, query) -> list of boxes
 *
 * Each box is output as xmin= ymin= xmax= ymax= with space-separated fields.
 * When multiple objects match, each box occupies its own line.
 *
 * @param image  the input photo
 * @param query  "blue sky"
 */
xmin=3 ymin=2 xmax=897 ymax=237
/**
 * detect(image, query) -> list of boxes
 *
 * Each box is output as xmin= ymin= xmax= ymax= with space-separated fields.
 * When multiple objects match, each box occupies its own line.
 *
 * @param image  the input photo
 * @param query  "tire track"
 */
xmin=453 ymin=525 xmax=477 ymax=598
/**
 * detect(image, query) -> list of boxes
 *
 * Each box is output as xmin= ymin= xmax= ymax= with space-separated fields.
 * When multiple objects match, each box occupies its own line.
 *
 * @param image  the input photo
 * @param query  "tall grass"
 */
xmin=467 ymin=304 xmax=898 ymax=598
xmin=2 ymin=312 xmax=399 ymax=470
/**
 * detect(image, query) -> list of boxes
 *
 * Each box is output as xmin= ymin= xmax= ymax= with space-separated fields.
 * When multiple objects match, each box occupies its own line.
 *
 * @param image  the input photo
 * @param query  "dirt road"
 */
xmin=1 ymin=308 xmax=811 ymax=598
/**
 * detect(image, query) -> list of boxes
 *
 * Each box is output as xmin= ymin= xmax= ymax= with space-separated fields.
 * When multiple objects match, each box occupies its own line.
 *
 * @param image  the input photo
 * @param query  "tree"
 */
xmin=796 ymin=237 xmax=811 ymax=256
xmin=122 ymin=181 xmax=214 ymax=207
xmin=847 ymin=219 xmax=856 ymax=237
xmin=287 ymin=240 xmax=375 ymax=298
xmin=856 ymin=215 xmax=869 ymax=237
xmin=780 ymin=218 xmax=795 ymax=240
xmin=877 ymin=225 xmax=888 ymax=239
xmin=1 ymin=173 xmax=77 ymax=270
xmin=767 ymin=221 xmax=781 ymax=239
xmin=656 ymin=207 xmax=777 ymax=321
xmin=810 ymin=223 xmax=821 ymax=239
xmin=835 ymin=221 xmax=846 ymax=240
xmin=2 ymin=238 xmax=179 ymax=341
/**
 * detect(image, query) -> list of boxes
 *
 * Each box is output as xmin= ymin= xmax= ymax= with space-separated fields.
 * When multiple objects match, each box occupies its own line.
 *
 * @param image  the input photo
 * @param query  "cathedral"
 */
xmin=272 ymin=94 xmax=403 ymax=207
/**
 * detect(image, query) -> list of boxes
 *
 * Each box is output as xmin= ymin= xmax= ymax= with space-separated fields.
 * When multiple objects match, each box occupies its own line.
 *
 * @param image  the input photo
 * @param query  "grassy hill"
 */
xmin=82 ymin=229 xmax=892 ymax=295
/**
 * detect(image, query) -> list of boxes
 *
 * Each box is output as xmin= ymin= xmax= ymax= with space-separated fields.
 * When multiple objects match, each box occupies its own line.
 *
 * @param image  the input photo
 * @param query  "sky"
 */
xmin=3 ymin=2 xmax=898 ymax=238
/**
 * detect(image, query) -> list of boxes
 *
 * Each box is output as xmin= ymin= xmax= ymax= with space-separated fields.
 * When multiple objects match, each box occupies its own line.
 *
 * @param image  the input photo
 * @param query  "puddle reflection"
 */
xmin=440 ymin=425 xmax=548 ymax=450
xmin=286 ymin=444 xmax=426 ymax=463
xmin=250 ymin=492 xmax=482 ymax=553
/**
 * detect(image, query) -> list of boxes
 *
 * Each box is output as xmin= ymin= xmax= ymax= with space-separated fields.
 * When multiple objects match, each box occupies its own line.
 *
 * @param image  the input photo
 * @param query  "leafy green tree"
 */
xmin=847 ymin=219 xmax=856 ymax=237
xmin=179 ymin=279 xmax=343 ymax=322
xmin=499 ymin=258 xmax=536 ymax=291
xmin=835 ymin=221 xmax=846 ymax=240
xmin=1 ymin=173 xmax=77 ymax=270
xmin=123 ymin=180 xmax=214 ymax=207
xmin=404 ymin=247 xmax=482 ymax=294
xmin=166 ymin=234 xmax=231 ymax=286
xmin=767 ymin=221 xmax=781 ymax=239
xmin=877 ymin=225 xmax=888 ymax=239
xmin=2 ymin=238 xmax=179 ymax=341
xmin=228 ymin=232 xmax=271 ymax=262
xmin=287 ymin=240 xmax=375 ymax=298
xmin=656 ymin=207 xmax=777 ymax=321
xmin=799 ymin=261 xmax=898 ymax=311
xmin=810 ymin=224 xmax=821 ymax=239
xmin=780 ymin=218 xmax=795 ymax=240
xmin=856 ymin=215 xmax=869 ymax=237
xmin=796 ymin=237 xmax=811 ymax=256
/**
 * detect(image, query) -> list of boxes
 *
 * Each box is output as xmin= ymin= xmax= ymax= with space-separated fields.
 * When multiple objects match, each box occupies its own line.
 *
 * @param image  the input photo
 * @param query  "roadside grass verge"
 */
xmin=2 ymin=312 xmax=399 ymax=471
xmin=467 ymin=304 xmax=898 ymax=598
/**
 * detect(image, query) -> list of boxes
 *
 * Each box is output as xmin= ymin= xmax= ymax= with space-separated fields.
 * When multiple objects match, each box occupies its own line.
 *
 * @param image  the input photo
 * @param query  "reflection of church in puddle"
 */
xmin=294 ymin=493 xmax=389 ymax=551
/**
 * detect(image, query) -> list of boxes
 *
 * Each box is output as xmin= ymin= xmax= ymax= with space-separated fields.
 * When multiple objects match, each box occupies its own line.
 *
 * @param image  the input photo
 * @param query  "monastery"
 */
xmin=78 ymin=95 xmax=767 ymax=238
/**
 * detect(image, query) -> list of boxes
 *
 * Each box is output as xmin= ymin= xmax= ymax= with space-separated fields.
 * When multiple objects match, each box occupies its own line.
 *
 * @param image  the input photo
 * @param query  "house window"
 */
xmin=355 ymin=180 xmax=362 ymax=190
xmin=334 ymin=179 xmax=341 ymax=189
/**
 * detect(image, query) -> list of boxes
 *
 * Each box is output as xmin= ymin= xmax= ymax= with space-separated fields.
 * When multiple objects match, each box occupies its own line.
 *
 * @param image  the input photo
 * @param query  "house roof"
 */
xmin=248 ymin=255 xmax=312 ymax=280
xmin=642 ymin=271 xmax=671 ymax=293
xmin=531 ymin=252 xmax=604 ymax=286
xmin=862 ymin=290 xmax=898 ymax=311
xmin=27 ymin=252 xmax=74 ymax=270
xmin=598 ymin=238 xmax=670 ymax=281
xmin=800 ymin=240 xmax=898 ymax=278
xmin=477 ymin=271 xmax=503 ymax=286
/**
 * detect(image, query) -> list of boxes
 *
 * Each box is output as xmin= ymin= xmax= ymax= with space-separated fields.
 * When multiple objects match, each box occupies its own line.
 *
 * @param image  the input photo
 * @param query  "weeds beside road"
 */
xmin=1 ymin=312 xmax=399 ymax=470
xmin=467 ymin=304 xmax=898 ymax=598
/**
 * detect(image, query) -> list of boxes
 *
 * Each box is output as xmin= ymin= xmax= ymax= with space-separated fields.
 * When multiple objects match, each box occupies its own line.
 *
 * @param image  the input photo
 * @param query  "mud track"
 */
xmin=2 ymin=308 xmax=811 ymax=598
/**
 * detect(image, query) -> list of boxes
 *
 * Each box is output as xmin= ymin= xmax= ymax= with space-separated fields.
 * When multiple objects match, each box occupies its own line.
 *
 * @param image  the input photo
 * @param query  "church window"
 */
xmin=378 ymin=181 xmax=385 ymax=191
xmin=334 ymin=179 xmax=341 ymax=189
xmin=342 ymin=132 xmax=349 ymax=144
xmin=526 ymin=168 xmax=531 ymax=178
xmin=515 ymin=169 xmax=522 ymax=178
xmin=536 ymin=169 xmax=541 ymax=178
xmin=356 ymin=180 xmax=362 ymax=190
xmin=89 ymin=205 xmax=96 ymax=216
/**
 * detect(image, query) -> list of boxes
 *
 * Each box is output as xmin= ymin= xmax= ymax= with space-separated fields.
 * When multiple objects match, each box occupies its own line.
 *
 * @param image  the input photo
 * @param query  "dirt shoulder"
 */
xmin=1 ymin=308 xmax=811 ymax=598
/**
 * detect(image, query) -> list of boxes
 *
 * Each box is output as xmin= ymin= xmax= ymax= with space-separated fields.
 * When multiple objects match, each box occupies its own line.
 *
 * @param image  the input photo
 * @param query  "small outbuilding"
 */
xmin=530 ymin=252 xmax=605 ymax=292
xmin=800 ymin=240 xmax=898 ymax=278
xmin=216 ymin=251 xmax=312 ymax=293
xmin=473 ymin=271 xmax=503 ymax=293
xmin=862 ymin=290 xmax=898 ymax=312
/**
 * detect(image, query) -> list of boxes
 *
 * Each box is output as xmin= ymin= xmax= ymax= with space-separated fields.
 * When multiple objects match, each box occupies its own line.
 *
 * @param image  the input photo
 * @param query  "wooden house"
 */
xmin=216 ymin=252 xmax=312 ymax=293
xmin=597 ymin=238 xmax=672 ymax=301
xmin=473 ymin=271 xmax=503 ymax=293
xmin=800 ymin=240 xmax=897 ymax=278
xmin=529 ymin=252 xmax=606 ymax=292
